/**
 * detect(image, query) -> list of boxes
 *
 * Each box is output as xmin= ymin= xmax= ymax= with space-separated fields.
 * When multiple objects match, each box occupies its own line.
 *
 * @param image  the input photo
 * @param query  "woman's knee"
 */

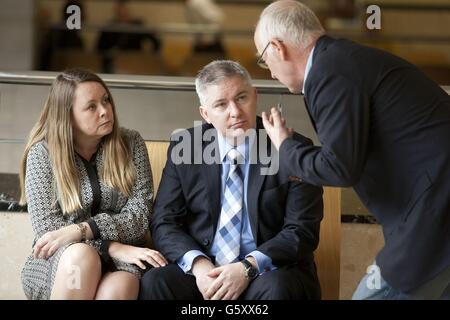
xmin=51 ymin=244 xmax=102 ymax=299
xmin=58 ymin=243 xmax=102 ymax=275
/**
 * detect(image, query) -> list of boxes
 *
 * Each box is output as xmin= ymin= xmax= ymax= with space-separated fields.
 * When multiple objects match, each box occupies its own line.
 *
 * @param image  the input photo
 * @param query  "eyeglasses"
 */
xmin=256 ymin=42 xmax=271 ymax=69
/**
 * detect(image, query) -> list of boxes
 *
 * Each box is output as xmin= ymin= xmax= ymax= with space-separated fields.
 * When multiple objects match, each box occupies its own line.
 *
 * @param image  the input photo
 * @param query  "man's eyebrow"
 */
xmin=235 ymin=90 xmax=248 ymax=97
xmin=210 ymin=90 xmax=248 ymax=105
xmin=211 ymin=98 xmax=226 ymax=105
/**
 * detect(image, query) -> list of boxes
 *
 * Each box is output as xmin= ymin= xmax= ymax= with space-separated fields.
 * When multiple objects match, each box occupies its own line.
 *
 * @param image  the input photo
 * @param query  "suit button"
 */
xmin=203 ymin=239 xmax=210 ymax=246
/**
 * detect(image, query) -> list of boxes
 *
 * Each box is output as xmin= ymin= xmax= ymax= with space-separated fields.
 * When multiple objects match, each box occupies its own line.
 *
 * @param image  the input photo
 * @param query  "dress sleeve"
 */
xmin=90 ymin=131 xmax=153 ymax=245
xmin=25 ymin=143 xmax=67 ymax=238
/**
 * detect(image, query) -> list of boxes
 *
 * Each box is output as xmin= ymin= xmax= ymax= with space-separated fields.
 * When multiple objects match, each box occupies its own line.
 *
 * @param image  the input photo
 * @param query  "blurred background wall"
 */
xmin=1 ymin=0 xmax=449 ymax=82
xmin=0 ymin=0 xmax=35 ymax=70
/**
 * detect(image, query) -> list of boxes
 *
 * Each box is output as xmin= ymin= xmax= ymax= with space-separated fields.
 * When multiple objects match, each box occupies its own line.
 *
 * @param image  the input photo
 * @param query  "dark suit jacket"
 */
xmin=152 ymin=119 xmax=323 ymax=298
xmin=280 ymin=35 xmax=450 ymax=291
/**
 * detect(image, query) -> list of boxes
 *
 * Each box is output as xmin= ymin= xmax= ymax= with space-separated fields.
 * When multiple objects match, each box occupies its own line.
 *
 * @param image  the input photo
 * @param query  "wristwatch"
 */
xmin=241 ymin=259 xmax=258 ymax=280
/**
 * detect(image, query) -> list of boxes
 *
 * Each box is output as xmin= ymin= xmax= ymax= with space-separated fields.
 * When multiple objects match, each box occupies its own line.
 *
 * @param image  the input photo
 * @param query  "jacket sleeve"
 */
xmin=280 ymin=73 xmax=370 ymax=187
xmin=150 ymin=140 xmax=206 ymax=262
xmin=257 ymin=138 xmax=324 ymax=266
xmin=90 ymin=131 xmax=153 ymax=245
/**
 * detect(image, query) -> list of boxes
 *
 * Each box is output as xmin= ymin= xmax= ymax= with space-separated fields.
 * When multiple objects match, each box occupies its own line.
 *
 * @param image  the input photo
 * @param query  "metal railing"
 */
xmin=1 ymin=71 xmax=448 ymax=94
xmin=0 ymin=71 xmax=291 ymax=94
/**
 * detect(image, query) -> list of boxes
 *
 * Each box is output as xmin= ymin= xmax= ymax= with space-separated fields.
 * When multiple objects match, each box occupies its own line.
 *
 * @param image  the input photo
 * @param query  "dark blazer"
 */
xmin=151 ymin=119 xmax=323 ymax=298
xmin=280 ymin=35 xmax=450 ymax=291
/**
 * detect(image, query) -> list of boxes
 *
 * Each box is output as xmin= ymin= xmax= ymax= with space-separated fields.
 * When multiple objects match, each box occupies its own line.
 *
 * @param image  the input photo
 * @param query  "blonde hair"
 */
xmin=19 ymin=69 xmax=136 ymax=215
xmin=255 ymin=0 xmax=325 ymax=49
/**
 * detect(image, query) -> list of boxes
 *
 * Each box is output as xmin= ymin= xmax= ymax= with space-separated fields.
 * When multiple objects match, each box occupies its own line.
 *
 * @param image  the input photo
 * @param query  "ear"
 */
xmin=199 ymin=106 xmax=211 ymax=124
xmin=271 ymin=38 xmax=288 ymax=61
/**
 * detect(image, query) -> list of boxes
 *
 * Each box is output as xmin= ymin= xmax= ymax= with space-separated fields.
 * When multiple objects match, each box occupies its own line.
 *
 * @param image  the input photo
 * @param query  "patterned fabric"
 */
xmin=213 ymin=149 xmax=244 ymax=266
xmin=20 ymin=128 xmax=153 ymax=300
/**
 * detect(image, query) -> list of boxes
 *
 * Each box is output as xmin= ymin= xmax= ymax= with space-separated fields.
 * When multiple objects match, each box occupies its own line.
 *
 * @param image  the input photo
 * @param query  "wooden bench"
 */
xmin=146 ymin=141 xmax=341 ymax=300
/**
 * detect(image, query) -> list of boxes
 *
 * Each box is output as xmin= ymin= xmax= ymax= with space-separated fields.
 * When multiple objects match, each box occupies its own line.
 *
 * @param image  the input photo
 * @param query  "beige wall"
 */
xmin=0 ymin=0 xmax=35 ymax=70
xmin=0 ymin=213 xmax=32 ymax=299
xmin=340 ymin=223 xmax=384 ymax=299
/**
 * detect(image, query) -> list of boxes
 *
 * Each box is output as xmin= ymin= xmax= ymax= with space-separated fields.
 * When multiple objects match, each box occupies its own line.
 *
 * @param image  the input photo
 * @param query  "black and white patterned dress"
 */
xmin=21 ymin=128 xmax=153 ymax=300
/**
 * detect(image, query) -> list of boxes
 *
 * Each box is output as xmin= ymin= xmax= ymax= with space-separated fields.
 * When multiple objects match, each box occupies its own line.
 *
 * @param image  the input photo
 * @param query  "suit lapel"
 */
xmin=303 ymin=97 xmax=317 ymax=133
xmin=246 ymin=125 xmax=270 ymax=244
xmin=201 ymin=127 xmax=222 ymax=229
xmin=312 ymin=35 xmax=333 ymax=60
xmin=303 ymin=35 xmax=333 ymax=134
xmin=205 ymin=161 xmax=221 ymax=228
xmin=247 ymin=161 xmax=264 ymax=244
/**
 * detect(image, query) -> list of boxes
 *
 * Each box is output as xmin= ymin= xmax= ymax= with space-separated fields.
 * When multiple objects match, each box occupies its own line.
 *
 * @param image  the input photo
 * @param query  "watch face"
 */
xmin=242 ymin=260 xmax=258 ymax=279
xmin=247 ymin=267 xmax=258 ymax=278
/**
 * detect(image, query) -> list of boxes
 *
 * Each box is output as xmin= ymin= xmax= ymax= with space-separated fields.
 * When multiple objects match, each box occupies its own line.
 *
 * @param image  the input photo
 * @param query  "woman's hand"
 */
xmin=33 ymin=224 xmax=81 ymax=260
xmin=108 ymin=242 xmax=168 ymax=269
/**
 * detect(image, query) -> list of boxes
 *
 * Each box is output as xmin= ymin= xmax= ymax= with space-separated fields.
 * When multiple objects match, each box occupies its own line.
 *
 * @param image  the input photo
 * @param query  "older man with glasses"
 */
xmin=254 ymin=0 xmax=450 ymax=300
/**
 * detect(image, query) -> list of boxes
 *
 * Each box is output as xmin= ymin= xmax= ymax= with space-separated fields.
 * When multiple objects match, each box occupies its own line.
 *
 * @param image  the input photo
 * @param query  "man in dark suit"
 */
xmin=139 ymin=60 xmax=323 ymax=300
xmin=255 ymin=0 xmax=450 ymax=299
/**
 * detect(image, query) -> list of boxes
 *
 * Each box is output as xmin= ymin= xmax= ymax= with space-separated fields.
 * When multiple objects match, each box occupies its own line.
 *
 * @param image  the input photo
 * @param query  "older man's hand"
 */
xmin=262 ymin=107 xmax=293 ymax=150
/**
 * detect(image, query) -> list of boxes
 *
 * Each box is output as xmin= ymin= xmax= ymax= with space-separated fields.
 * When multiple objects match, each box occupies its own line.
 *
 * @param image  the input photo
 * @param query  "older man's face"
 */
xmin=254 ymin=34 xmax=304 ymax=94
xmin=199 ymin=75 xmax=257 ymax=143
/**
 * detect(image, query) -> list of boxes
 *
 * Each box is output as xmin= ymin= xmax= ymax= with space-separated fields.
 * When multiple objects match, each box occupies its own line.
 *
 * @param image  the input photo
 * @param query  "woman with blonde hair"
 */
xmin=20 ymin=68 xmax=167 ymax=300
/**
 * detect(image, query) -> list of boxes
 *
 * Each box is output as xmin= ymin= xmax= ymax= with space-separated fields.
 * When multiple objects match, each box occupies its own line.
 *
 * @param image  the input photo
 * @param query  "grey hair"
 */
xmin=255 ymin=0 xmax=325 ymax=49
xmin=195 ymin=60 xmax=252 ymax=106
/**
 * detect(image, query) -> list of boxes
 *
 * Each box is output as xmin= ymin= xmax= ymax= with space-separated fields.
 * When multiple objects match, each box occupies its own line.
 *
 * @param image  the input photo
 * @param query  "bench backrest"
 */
xmin=146 ymin=141 xmax=341 ymax=300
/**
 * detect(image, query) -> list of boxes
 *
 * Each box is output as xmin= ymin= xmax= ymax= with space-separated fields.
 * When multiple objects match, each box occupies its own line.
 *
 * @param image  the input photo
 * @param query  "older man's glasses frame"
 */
xmin=256 ymin=41 xmax=284 ymax=114
xmin=256 ymin=42 xmax=271 ymax=69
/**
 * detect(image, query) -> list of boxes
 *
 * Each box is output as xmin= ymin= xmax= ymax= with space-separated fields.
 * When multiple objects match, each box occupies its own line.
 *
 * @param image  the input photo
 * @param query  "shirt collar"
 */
xmin=217 ymin=130 xmax=255 ymax=164
xmin=302 ymin=45 xmax=315 ymax=94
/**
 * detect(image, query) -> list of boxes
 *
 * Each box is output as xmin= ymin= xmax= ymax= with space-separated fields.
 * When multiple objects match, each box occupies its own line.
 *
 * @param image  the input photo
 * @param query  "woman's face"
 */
xmin=71 ymin=81 xmax=114 ymax=142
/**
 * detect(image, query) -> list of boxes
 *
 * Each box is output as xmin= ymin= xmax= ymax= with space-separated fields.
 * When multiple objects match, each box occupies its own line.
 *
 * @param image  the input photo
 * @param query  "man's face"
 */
xmin=254 ymin=35 xmax=303 ymax=94
xmin=199 ymin=75 xmax=257 ymax=143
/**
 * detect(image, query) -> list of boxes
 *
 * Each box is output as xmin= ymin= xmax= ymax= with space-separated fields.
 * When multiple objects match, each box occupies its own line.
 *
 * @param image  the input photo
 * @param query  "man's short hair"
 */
xmin=195 ymin=60 xmax=252 ymax=106
xmin=255 ymin=0 xmax=325 ymax=49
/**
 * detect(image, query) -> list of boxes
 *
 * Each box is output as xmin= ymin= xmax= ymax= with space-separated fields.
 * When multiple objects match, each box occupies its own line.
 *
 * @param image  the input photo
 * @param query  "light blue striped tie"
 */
xmin=214 ymin=149 xmax=244 ymax=266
